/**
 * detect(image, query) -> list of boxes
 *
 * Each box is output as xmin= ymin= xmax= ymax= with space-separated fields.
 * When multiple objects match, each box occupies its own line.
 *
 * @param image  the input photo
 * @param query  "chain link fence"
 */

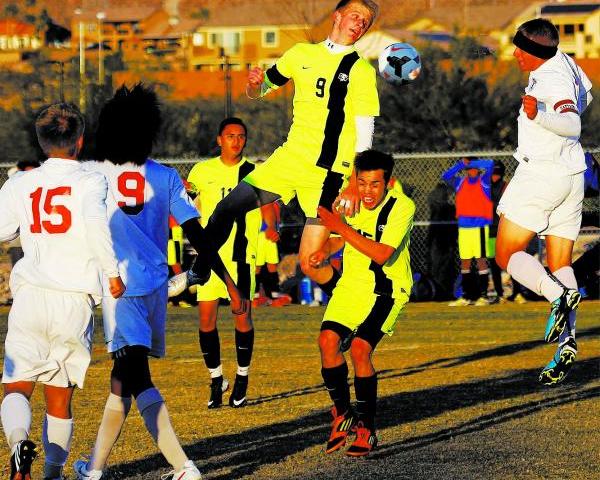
xmin=1 ymin=149 xmax=599 ymax=287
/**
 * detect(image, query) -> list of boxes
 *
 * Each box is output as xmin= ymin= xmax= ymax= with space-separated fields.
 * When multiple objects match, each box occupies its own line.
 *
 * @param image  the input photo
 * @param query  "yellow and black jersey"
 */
xmin=264 ymin=41 xmax=379 ymax=175
xmin=187 ymin=157 xmax=261 ymax=264
xmin=340 ymin=188 xmax=415 ymax=299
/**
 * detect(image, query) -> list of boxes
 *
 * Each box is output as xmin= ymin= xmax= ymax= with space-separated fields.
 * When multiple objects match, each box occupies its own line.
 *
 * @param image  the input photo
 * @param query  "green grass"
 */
xmin=0 ymin=301 xmax=599 ymax=479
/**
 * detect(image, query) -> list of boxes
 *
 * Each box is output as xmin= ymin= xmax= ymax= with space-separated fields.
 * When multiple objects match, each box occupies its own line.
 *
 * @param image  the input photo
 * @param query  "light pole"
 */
xmin=75 ymin=8 xmax=86 ymax=111
xmin=220 ymin=47 xmax=232 ymax=117
xmin=97 ymin=11 xmax=105 ymax=85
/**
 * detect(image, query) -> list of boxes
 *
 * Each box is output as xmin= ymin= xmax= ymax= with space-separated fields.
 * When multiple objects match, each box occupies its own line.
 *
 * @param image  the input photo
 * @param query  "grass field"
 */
xmin=0 ymin=300 xmax=599 ymax=480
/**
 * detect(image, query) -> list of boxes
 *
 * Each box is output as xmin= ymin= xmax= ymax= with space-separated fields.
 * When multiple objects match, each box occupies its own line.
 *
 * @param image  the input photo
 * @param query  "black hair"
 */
xmin=354 ymin=149 xmax=394 ymax=184
xmin=518 ymin=18 xmax=559 ymax=46
xmin=17 ymin=159 xmax=41 ymax=171
xmin=218 ymin=117 xmax=247 ymax=136
xmin=96 ymin=83 xmax=161 ymax=165
xmin=35 ymin=103 xmax=84 ymax=157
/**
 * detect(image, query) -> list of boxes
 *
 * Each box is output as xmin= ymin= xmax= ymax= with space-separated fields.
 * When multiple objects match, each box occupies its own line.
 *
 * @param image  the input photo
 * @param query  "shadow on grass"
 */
xmin=101 ymin=355 xmax=600 ymax=479
xmin=247 ymin=326 xmax=600 ymax=407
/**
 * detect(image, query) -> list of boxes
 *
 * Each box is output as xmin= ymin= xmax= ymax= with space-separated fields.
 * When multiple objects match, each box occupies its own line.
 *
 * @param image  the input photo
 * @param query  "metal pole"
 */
xmin=97 ymin=11 xmax=105 ymax=85
xmin=76 ymin=9 xmax=86 ymax=111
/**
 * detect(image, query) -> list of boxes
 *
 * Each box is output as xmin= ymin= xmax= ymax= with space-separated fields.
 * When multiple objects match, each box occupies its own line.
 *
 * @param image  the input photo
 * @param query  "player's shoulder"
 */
xmin=189 ymin=157 xmax=219 ymax=177
xmin=389 ymin=186 xmax=416 ymax=214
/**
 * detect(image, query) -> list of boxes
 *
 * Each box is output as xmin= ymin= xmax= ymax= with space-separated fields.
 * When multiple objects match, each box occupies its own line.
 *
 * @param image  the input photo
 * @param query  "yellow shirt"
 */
xmin=264 ymin=41 xmax=379 ymax=175
xmin=187 ymin=156 xmax=261 ymax=263
xmin=340 ymin=188 xmax=415 ymax=299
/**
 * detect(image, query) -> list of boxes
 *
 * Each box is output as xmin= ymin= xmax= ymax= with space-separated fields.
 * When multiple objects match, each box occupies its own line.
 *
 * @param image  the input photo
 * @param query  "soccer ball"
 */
xmin=378 ymin=43 xmax=421 ymax=86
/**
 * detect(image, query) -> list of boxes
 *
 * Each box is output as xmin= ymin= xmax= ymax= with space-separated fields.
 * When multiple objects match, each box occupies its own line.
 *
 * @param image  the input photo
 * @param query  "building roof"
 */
xmin=541 ymin=3 xmax=600 ymax=15
xmin=0 ymin=19 xmax=36 ymax=36
xmin=142 ymin=17 xmax=202 ymax=39
xmin=76 ymin=6 xmax=159 ymax=23
xmin=401 ymin=1 xmax=533 ymax=33
xmin=184 ymin=0 xmax=334 ymax=28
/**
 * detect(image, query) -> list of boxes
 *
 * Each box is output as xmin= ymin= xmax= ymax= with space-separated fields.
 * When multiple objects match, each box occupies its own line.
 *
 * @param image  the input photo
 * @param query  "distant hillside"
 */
xmin=0 ymin=0 xmax=535 ymax=29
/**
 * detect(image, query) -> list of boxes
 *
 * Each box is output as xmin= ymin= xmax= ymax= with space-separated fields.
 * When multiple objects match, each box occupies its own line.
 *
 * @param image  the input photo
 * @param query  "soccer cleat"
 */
xmin=10 ymin=439 xmax=37 ymax=480
xmin=160 ymin=460 xmax=202 ymax=480
xmin=229 ymin=374 xmax=248 ymax=408
xmin=473 ymin=297 xmax=489 ymax=306
xmin=448 ymin=297 xmax=471 ymax=307
xmin=270 ymin=294 xmax=292 ymax=307
xmin=73 ymin=459 xmax=103 ymax=480
xmin=325 ymin=407 xmax=355 ymax=454
xmin=539 ymin=337 xmax=578 ymax=386
xmin=513 ymin=293 xmax=527 ymax=304
xmin=207 ymin=376 xmax=229 ymax=409
xmin=544 ymin=289 xmax=581 ymax=343
xmin=168 ymin=270 xmax=209 ymax=298
xmin=346 ymin=421 xmax=377 ymax=457
xmin=252 ymin=295 xmax=271 ymax=308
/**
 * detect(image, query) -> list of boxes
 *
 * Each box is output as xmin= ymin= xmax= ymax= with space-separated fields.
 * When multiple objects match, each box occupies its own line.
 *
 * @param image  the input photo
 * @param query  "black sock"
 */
xmin=318 ymin=268 xmax=341 ymax=297
xmin=478 ymin=271 xmax=489 ymax=298
xmin=321 ymin=363 xmax=350 ymax=415
xmin=354 ymin=374 xmax=377 ymax=431
xmin=460 ymin=270 xmax=471 ymax=299
xmin=266 ymin=271 xmax=280 ymax=298
xmin=235 ymin=329 xmax=254 ymax=368
xmin=199 ymin=329 xmax=221 ymax=369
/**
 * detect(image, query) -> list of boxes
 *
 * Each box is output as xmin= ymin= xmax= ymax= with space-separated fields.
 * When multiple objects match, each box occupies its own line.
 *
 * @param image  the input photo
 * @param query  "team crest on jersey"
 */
xmin=338 ymin=73 xmax=349 ymax=82
xmin=378 ymin=225 xmax=385 ymax=232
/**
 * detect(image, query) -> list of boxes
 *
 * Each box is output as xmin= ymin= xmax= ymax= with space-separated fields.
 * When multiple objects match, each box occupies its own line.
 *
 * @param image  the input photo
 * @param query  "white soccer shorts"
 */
xmin=2 ymin=284 xmax=95 ymax=388
xmin=101 ymin=282 xmax=168 ymax=358
xmin=497 ymin=165 xmax=584 ymax=241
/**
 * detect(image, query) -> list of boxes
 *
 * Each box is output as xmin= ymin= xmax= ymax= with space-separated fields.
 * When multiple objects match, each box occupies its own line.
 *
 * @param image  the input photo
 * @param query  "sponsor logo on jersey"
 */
xmin=338 ymin=73 xmax=349 ymax=82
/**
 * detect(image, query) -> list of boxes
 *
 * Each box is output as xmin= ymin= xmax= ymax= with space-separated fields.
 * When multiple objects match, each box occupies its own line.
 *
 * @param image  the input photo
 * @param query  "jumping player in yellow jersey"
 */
xmin=170 ymin=0 xmax=380 ymax=303
xmin=310 ymin=150 xmax=414 ymax=457
xmin=187 ymin=118 xmax=277 ymax=409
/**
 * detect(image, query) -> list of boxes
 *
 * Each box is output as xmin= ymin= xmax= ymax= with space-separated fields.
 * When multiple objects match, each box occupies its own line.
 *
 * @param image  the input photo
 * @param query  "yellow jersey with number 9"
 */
xmin=264 ymin=41 xmax=379 ymax=175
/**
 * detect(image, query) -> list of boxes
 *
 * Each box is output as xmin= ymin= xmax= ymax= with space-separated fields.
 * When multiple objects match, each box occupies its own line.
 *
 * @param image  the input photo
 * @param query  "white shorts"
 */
xmin=497 ymin=165 xmax=584 ymax=241
xmin=2 ymin=284 xmax=95 ymax=388
xmin=102 ymin=282 xmax=168 ymax=358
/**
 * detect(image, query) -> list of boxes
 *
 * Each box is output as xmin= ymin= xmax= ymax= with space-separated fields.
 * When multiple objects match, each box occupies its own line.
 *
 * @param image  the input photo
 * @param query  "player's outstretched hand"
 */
xmin=522 ymin=94 xmax=538 ymax=120
xmin=265 ymin=227 xmax=280 ymax=242
xmin=317 ymin=206 xmax=344 ymax=233
xmin=309 ymin=250 xmax=327 ymax=268
xmin=109 ymin=276 xmax=126 ymax=298
xmin=333 ymin=184 xmax=360 ymax=217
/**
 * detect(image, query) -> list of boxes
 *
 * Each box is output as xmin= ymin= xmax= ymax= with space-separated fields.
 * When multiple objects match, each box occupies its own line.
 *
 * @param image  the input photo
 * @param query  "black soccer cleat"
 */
xmin=207 ymin=376 xmax=229 ymax=409
xmin=10 ymin=439 xmax=37 ymax=480
xmin=539 ymin=337 xmax=578 ymax=386
xmin=229 ymin=374 xmax=248 ymax=408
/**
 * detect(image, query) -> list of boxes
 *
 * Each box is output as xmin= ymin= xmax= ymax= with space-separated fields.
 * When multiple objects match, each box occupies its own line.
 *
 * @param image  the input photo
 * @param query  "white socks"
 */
xmin=42 ymin=414 xmax=73 ymax=479
xmin=89 ymin=393 xmax=132 ymax=471
xmin=507 ymin=251 xmax=563 ymax=302
xmin=136 ymin=388 xmax=188 ymax=472
xmin=1 ymin=393 xmax=31 ymax=449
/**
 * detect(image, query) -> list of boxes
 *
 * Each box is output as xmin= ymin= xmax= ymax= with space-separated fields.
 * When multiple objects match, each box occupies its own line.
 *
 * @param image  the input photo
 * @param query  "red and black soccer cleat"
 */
xmin=325 ymin=407 xmax=355 ymax=454
xmin=346 ymin=421 xmax=377 ymax=457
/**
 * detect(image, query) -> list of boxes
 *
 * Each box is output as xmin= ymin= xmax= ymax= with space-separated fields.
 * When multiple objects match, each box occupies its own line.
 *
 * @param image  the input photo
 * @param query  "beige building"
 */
xmin=496 ymin=1 xmax=600 ymax=59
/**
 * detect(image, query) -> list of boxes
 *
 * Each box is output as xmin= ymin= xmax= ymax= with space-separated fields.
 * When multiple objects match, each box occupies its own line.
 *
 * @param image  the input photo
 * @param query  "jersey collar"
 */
xmin=323 ymin=38 xmax=354 ymax=54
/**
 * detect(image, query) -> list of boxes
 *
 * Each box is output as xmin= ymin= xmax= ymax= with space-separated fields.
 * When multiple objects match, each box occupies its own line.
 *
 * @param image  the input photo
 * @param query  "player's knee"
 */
xmin=113 ymin=346 xmax=154 ymax=398
xmin=350 ymin=338 xmax=372 ymax=364
xmin=318 ymin=330 xmax=340 ymax=356
xmin=299 ymin=256 xmax=317 ymax=278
